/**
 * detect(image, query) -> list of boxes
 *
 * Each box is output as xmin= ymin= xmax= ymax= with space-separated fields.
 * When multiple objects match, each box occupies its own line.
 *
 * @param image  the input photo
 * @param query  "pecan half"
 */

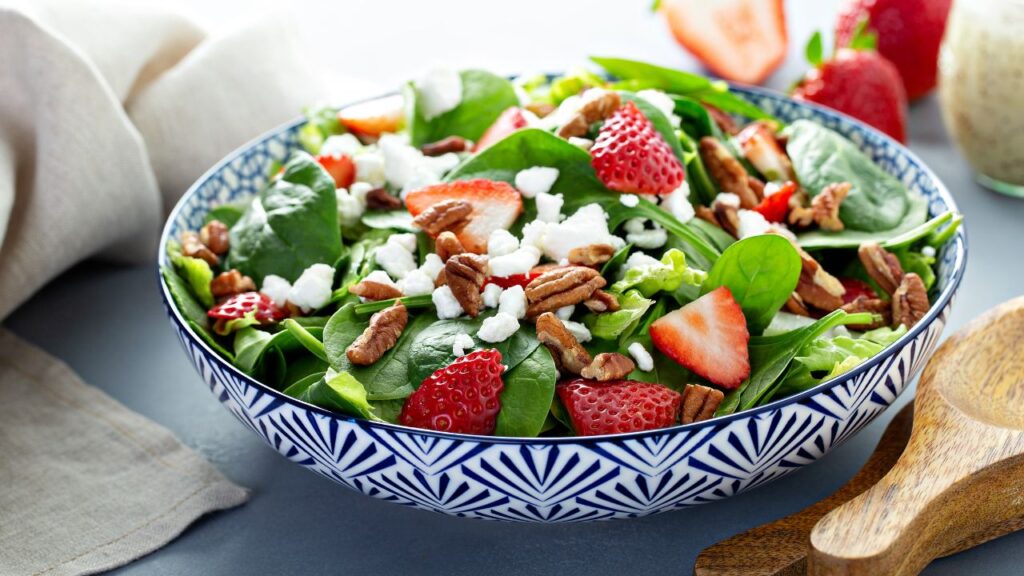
xmin=785 ymin=293 xmax=812 ymax=317
xmin=581 ymin=353 xmax=636 ymax=381
xmin=788 ymin=189 xmax=815 ymax=228
xmin=536 ymin=312 xmax=592 ymax=375
xmin=735 ymin=120 xmax=796 ymax=182
xmin=210 ymin=269 xmax=255 ymax=300
xmin=695 ymin=205 xmax=720 ymax=227
xmin=858 ymin=242 xmax=905 ymax=296
xmin=525 ymin=266 xmax=606 ymax=318
xmin=699 ymin=137 xmax=759 ymax=209
xmin=704 ymin=104 xmax=739 ymax=135
xmin=841 ymin=296 xmax=893 ymax=330
xmin=681 ymin=384 xmax=724 ymax=424
xmin=365 ymin=187 xmax=402 ymax=211
xmin=583 ymin=290 xmax=620 ymax=313
xmin=199 ymin=220 xmax=230 ymax=255
xmin=412 ymin=199 xmax=472 ymax=236
xmin=445 ymin=253 xmax=488 ymax=317
xmin=530 ymin=263 xmax=564 ymax=276
xmin=892 ymin=273 xmax=929 ymax=328
xmin=346 ymin=301 xmax=408 ymax=365
xmin=773 ymin=232 xmax=846 ymax=311
xmin=747 ymin=176 xmax=766 ymax=203
xmin=712 ymin=197 xmax=741 ymax=238
xmin=349 ymin=278 xmax=402 ymax=301
xmin=420 ymin=135 xmax=469 ymax=156
xmin=435 ymin=231 xmax=466 ymax=262
xmin=556 ymin=90 xmax=622 ymax=139
xmin=568 ymin=243 xmax=615 ymax=268
xmin=180 ymin=231 xmax=218 ymax=266
xmin=812 ymin=182 xmax=851 ymax=232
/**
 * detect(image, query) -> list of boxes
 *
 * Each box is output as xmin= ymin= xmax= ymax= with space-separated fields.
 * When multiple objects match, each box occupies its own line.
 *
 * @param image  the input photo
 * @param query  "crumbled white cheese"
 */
xmin=375 ymin=241 xmax=417 ymax=279
xmin=628 ymin=342 xmax=654 ymax=372
xmin=353 ymin=152 xmax=386 ymax=187
xmin=489 ymin=246 xmax=541 ymax=278
xmin=452 ymin=333 xmax=475 ymax=357
xmin=514 ymin=167 xmax=560 ymax=198
xmin=619 ymin=194 xmax=640 ymax=208
xmin=536 ymin=192 xmax=564 ymax=223
xmin=287 ymin=263 xmax=335 ymax=312
xmin=336 ymin=188 xmax=365 ymax=228
xmin=562 ymin=320 xmax=592 ymax=343
xmin=320 ymin=133 xmax=362 ymax=158
xmin=397 ymin=269 xmax=435 ymax=297
xmin=538 ymin=203 xmax=619 ymax=262
xmin=363 ymin=270 xmax=397 ymax=288
xmin=626 ymin=220 xmax=667 ymax=249
xmin=432 ymin=285 xmax=464 ymax=319
xmin=487 ymin=229 xmax=520 ymax=257
xmin=622 ymin=252 xmax=662 ymax=274
xmin=400 ymin=167 xmax=440 ymax=200
xmin=555 ymin=305 xmax=575 ymax=321
xmin=663 ymin=181 xmax=695 ymax=223
xmin=478 ymin=312 xmax=521 ymax=343
xmin=498 ymin=285 xmax=527 ymax=319
xmin=419 ymin=253 xmax=445 ymax=281
xmin=415 ymin=66 xmax=463 ymax=120
xmin=922 ymin=246 xmax=937 ymax=258
xmin=568 ymin=137 xmax=593 ymax=151
xmin=391 ymin=233 xmax=418 ymax=253
xmin=636 ymin=89 xmax=682 ymax=127
xmin=715 ymin=192 xmax=742 ymax=207
xmin=379 ymin=134 xmax=423 ymax=189
xmin=482 ymin=283 xmax=504 ymax=309
xmin=260 ymin=275 xmax=292 ymax=308
xmin=624 ymin=218 xmax=647 ymax=234
xmin=737 ymin=209 xmax=772 ymax=239
xmin=520 ymin=220 xmax=549 ymax=251
xmin=349 ymin=181 xmax=374 ymax=206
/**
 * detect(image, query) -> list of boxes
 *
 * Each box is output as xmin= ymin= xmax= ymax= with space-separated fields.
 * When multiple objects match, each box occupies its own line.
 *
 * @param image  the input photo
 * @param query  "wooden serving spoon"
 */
xmin=693 ymin=403 xmax=1024 ymax=576
xmin=809 ymin=296 xmax=1024 ymax=575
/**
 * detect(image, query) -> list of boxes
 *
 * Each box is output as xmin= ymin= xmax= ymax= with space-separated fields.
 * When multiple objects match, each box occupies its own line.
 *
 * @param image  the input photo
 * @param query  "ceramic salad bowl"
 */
xmin=159 ymin=84 xmax=965 ymax=522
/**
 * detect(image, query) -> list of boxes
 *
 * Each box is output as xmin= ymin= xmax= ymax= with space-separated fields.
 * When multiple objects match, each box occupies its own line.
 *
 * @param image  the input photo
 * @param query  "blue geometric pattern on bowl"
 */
xmin=159 ymin=85 xmax=966 ymax=522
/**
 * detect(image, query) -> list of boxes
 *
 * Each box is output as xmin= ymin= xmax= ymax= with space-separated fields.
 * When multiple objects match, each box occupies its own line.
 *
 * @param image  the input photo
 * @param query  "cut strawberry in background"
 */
xmin=404 ymin=179 xmax=523 ymax=253
xmin=316 ymin=153 xmax=355 ymax=189
xmin=337 ymin=94 xmax=404 ymax=138
xmin=474 ymin=107 xmax=529 ymax=152
xmin=659 ymin=0 xmax=787 ymax=84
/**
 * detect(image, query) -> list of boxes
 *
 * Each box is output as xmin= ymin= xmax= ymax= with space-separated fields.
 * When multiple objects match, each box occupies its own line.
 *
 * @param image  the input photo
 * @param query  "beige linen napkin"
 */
xmin=0 ymin=1 xmax=373 ymax=573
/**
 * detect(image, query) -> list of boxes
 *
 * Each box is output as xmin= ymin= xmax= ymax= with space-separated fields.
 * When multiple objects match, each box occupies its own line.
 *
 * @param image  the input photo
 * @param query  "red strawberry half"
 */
xmin=557 ymin=379 xmax=682 ymax=436
xmin=404 ymin=179 xmax=523 ymax=253
xmin=316 ymin=153 xmax=355 ymax=189
xmin=400 ymin=349 xmax=506 ymax=435
xmin=649 ymin=286 xmax=750 ymax=389
xmin=659 ymin=0 xmax=787 ymax=84
xmin=208 ymin=291 xmax=286 ymax=334
xmin=474 ymin=107 xmax=530 ymax=152
xmin=835 ymin=0 xmax=952 ymax=100
xmin=591 ymin=100 xmax=685 ymax=196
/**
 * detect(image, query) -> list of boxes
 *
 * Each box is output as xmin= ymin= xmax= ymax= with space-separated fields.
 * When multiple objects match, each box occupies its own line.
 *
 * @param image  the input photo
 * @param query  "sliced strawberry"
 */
xmin=753 ymin=181 xmax=797 ymax=223
xmin=590 ymin=100 xmax=685 ymax=196
xmin=483 ymin=271 xmax=542 ymax=289
xmin=404 ymin=179 xmax=523 ymax=253
xmin=337 ymin=94 xmax=404 ymax=138
xmin=399 ymin=349 xmax=506 ymax=435
xmin=840 ymin=277 xmax=879 ymax=305
xmin=557 ymin=379 xmax=682 ymax=436
xmin=659 ymin=0 xmax=787 ymax=84
xmin=474 ymin=107 xmax=530 ymax=152
xmin=316 ymin=153 xmax=355 ymax=189
xmin=208 ymin=291 xmax=286 ymax=335
xmin=649 ymin=286 xmax=750 ymax=389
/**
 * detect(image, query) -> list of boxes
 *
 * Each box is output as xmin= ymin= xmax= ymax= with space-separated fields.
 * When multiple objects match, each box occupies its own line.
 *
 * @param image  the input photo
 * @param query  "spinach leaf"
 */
xmin=495 ymin=346 xmax=558 ymax=437
xmin=298 ymin=371 xmax=378 ymax=420
xmin=369 ymin=399 xmax=405 ymax=424
xmin=282 ymin=319 xmax=328 ymax=362
xmin=406 ymin=313 xmax=541 ymax=387
xmin=323 ymin=306 xmax=437 ymax=400
xmin=702 ymin=235 xmax=801 ymax=334
xmin=205 ymin=203 xmax=246 ymax=228
xmin=283 ymin=371 xmax=327 ymax=398
xmin=162 ymin=266 xmax=209 ymax=329
xmin=188 ymin=319 xmax=233 ymax=361
xmin=785 ymin=120 xmax=923 ymax=233
xmin=690 ymin=88 xmax=778 ymax=122
xmin=677 ymin=130 xmax=718 ymax=206
xmin=353 ymin=294 xmax=433 ymax=315
xmin=361 ymin=210 xmax=417 ymax=232
xmin=233 ymin=327 xmax=275 ymax=374
xmin=228 ymin=151 xmax=341 ymax=284
xmin=601 ymin=243 xmax=633 ymax=277
xmin=672 ymin=95 xmax=716 ymax=140
xmin=797 ymin=201 xmax=947 ymax=251
xmin=716 ymin=310 xmax=874 ymax=415
xmin=281 ymin=355 xmax=329 ymax=389
xmin=897 ymin=250 xmax=936 ymax=291
xmin=408 ymin=70 xmax=519 ymax=146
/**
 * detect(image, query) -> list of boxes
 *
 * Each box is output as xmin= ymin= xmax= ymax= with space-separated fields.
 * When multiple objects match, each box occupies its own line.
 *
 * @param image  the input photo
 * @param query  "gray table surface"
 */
xmin=7 ymin=1 xmax=1024 ymax=573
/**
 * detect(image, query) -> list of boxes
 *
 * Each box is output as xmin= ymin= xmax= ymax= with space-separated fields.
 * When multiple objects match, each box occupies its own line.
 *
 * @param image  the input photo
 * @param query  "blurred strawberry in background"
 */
xmin=792 ymin=24 xmax=907 ymax=142
xmin=657 ymin=0 xmax=787 ymax=84
xmin=835 ymin=0 xmax=953 ymax=100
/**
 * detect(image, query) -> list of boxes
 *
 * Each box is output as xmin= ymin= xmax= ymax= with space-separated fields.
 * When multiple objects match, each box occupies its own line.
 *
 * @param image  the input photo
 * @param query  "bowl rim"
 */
xmin=159 ymin=82 xmax=967 ymax=444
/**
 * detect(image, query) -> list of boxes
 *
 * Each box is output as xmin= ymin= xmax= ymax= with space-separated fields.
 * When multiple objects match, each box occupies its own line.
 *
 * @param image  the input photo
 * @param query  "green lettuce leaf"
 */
xmin=611 ymin=249 xmax=706 ymax=297
xmin=585 ymin=290 xmax=652 ymax=341
xmin=774 ymin=325 xmax=908 ymax=397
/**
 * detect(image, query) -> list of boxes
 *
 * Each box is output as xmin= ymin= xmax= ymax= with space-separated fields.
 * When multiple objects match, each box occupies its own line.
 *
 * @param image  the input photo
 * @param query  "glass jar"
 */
xmin=939 ymin=0 xmax=1024 ymax=197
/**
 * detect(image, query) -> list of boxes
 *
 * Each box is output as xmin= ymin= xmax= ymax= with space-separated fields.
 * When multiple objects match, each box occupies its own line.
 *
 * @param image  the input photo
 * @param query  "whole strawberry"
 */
xmin=792 ymin=30 xmax=908 ymax=142
xmin=400 ymin=349 xmax=505 ymax=435
xmin=557 ymin=379 xmax=682 ymax=436
xmin=591 ymin=100 xmax=685 ymax=196
xmin=835 ymin=0 xmax=952 ymax=100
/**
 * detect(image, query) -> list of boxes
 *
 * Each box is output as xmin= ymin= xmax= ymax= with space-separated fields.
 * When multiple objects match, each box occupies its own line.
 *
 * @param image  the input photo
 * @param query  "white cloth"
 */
xmin=0 ymin=2 xmax=370 ymax=573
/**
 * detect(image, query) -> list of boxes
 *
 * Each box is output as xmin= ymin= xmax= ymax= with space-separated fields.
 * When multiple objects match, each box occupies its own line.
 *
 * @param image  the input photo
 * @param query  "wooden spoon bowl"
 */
xmin=809 ymin=297 xmax=1024 ymax=575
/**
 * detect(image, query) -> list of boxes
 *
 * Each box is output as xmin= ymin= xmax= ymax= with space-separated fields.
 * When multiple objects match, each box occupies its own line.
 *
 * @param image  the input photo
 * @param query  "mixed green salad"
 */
xmin=164 ymin=57 xmax=960 ymax=437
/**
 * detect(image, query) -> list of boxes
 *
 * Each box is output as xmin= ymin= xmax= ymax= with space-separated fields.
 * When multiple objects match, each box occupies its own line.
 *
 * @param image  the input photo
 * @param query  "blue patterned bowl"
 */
xmin=159 ymin=85 xmax=965 ymax=522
